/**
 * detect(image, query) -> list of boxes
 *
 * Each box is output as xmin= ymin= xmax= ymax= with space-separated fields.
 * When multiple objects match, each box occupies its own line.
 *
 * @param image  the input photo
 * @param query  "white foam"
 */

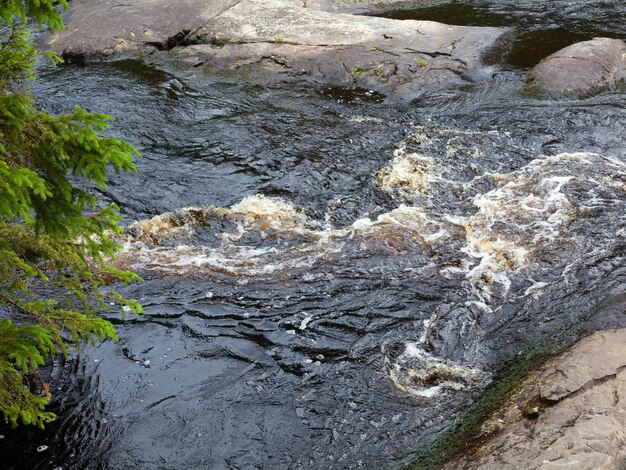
xmin=375 ymin=144 xmax=435 ymax=199
xmin=299 ymin=315 xmax=313 ymax=330
xmin=387 ymin=342 xmax=485 ymax=399
xmin=458 ymin=153 xmax=602 ymax=303
xmin=524 ymin=280 xmax=548 ymax=299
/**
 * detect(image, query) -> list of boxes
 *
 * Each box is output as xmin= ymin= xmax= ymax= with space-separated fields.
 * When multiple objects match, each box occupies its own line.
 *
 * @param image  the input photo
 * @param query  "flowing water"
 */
xmin=377 ymin=0 xmax=626 ymax=67
xmin=2 ymin=1 xmax=626 ymax=469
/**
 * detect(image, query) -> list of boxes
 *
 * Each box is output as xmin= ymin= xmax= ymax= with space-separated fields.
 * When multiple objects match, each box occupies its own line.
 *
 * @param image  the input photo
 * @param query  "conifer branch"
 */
xmin=0 ymin=0 xmax=141 ymax=428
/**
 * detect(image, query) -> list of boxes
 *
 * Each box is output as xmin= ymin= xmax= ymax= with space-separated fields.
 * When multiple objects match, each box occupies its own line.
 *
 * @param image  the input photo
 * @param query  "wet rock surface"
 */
xmin=527 ymin=38 xmax=626 ymax=97
xmin=48 ymin=0 xmax=506 ymax=99
xmin=446 ymin=329 xmax=626 ymax=470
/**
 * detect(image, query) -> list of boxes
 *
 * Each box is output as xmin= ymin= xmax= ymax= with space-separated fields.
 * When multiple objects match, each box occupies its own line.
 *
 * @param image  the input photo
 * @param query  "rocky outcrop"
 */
xmin=47 ymin=1 xmax=241 ymax=57
xmin=445 ymin=329 xmax=626 ymax=470
xmin=47 ymin=0 xmax=506 ymax=100
xmin=527 ymin=38 xmax=626 ymax=97
xmin=305 ymin=0 xmax=444 ymax=14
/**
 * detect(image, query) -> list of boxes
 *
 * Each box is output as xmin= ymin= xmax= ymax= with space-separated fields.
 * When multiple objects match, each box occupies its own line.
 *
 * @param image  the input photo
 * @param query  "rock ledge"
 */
xmin=48 ymin=0 xmax=506 ymax=100
xmin=445 ymin=329 xmax=626 ymax=470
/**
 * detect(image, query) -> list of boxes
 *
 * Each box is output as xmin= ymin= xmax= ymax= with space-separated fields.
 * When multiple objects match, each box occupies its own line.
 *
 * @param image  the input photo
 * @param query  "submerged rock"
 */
xmin=526 ymin=38 xmax=626 ymax=97
xmin=48 ymin=0 xmax=506 ymax=100
xmin=445 ymin=329 xmax=626 ymax=470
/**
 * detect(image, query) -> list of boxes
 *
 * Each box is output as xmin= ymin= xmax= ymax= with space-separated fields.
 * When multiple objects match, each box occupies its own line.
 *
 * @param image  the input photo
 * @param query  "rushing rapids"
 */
xmin=2 ymin=1 xmax=626 ymax=468
xmin=117 ymin=150 xmax=626 ymax=311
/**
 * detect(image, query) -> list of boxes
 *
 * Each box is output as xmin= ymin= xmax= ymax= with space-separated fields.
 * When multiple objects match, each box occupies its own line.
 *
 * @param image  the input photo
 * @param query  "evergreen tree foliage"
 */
xmin=0 ymin=0 xmax=142 ymax=428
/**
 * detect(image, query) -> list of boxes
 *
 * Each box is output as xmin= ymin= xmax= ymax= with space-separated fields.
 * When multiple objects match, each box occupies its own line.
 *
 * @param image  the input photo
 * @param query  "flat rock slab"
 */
xmin=48 ymin=0 xmax=241 ymax=57
xmin=48 ymin=0 xmax=506 ymax=100
xmin=445 ymin=329 xmax=626 ymax=470
xmin=305 ymin=0 xmax=444 ymax=14
xmin=527 ymin=37 xmax=626 ymax=97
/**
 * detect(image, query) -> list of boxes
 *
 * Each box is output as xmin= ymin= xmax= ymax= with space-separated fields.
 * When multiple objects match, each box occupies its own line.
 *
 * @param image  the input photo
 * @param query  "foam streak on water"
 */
xmin=111 ymin=144 xmax=626 ymax=428
xmin=118 ymin=195 xmax=452 ymax=278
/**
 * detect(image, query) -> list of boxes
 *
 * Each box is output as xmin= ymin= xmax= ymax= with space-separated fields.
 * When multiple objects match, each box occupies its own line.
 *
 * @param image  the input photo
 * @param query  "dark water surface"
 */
xmin=377 ymin=0 xmax=626 ymax=67
xmin=2 ymin=1 xmax=626 ymax=469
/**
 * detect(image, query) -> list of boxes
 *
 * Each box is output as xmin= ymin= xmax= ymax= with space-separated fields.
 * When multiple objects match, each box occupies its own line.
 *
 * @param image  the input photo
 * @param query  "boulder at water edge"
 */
xmin=527 ymin=37 xmax=626 ymax=97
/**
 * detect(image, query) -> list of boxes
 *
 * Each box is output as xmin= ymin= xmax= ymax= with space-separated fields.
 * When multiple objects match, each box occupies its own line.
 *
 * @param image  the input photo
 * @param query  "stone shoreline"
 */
xmin=445 ymin=329 xmax=626 ymax=470
xmin=48 ymin=0 xmax=505 ymax=100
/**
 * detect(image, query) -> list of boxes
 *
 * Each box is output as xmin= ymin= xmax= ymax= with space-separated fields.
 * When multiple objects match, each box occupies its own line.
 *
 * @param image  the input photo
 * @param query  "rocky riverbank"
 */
xmin=48 ymin=0 xmax=505 ymax=100
xmin=48 ymin=1 xmax=626 ymax=100
xmin=444 ymin=329 xmax=626 ymax=470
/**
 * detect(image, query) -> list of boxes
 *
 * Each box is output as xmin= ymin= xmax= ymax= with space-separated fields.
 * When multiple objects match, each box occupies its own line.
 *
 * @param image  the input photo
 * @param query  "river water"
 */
xmin=2 ymin=1 xmax=626 ymax=469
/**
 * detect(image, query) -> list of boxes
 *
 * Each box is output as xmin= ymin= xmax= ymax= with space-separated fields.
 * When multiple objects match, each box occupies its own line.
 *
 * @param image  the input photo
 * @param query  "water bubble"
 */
xmin=37 ymin=445 xmax=48 ymax=452
xmin=93 ymin=359 xmax=100 ymax=363
xmin=143 ymin=360 xmax=151 ymax=366
xmin=0 ymin=435 xmax=4 ymax=439
xmin=206 ymin=292 xmax=214 ymax=298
